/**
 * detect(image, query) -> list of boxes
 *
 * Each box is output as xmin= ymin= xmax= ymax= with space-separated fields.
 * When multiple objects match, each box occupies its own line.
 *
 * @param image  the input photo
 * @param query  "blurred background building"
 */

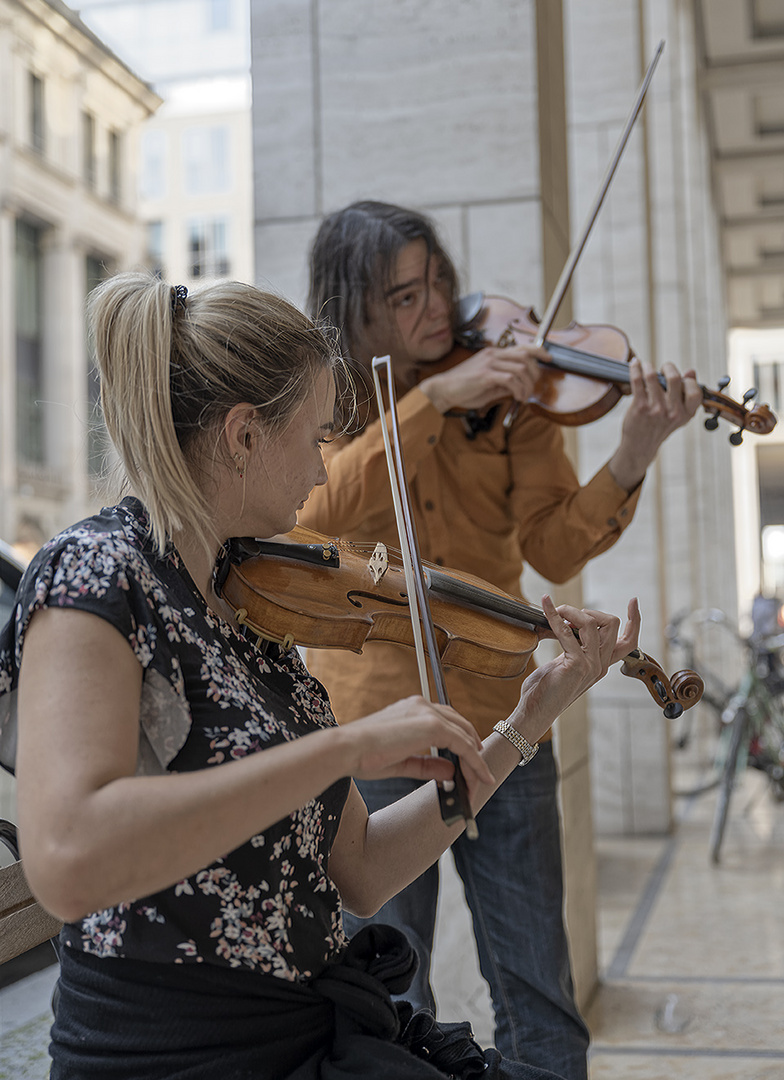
xmin=0 ymin=0 xmax=159 ymax=558
xmin=0 ymin=0 xmax=253 ymax=562
xmin=76 ymin=0 xmax=254 ymax=286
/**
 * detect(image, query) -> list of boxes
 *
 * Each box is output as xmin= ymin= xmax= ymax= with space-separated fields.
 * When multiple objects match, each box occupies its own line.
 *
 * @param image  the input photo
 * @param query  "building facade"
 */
xmin=0 ymin=0 xmax=160 ymax=553
xmin=76 ymin=0 xmax=254 ymax=287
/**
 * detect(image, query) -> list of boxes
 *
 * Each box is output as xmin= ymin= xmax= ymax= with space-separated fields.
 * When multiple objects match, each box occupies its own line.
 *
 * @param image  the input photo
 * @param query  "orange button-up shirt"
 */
xmin=299 ymin=389 xmax=640 ymax=739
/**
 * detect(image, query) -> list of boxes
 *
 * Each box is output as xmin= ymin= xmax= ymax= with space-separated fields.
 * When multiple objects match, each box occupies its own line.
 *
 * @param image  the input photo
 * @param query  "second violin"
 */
xmin=417 ymin=292 xmax=777 ymax=443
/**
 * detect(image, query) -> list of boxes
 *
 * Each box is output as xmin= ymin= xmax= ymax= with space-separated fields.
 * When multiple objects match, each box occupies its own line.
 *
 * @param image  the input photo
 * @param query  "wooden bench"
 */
xmin=0 ymin=819 xmax=62 ymax=966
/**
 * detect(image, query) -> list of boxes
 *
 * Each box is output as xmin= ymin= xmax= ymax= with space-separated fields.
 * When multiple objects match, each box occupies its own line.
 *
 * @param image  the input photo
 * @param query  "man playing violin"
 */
xmin=299 ymin=199 xmax=702 ymax=1080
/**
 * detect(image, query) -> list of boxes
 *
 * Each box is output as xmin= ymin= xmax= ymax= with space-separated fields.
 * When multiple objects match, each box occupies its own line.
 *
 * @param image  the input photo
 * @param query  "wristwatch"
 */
xmin=493 ymin=721 xmax=539 ymax=766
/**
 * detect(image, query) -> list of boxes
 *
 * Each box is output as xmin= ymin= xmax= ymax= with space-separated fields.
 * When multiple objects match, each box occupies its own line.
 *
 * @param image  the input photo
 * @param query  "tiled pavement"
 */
xmin=432 ymin=758 xmax=784 ymax=1078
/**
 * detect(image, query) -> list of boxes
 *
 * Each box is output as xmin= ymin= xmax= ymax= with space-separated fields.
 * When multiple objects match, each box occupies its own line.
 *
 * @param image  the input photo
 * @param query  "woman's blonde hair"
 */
xmin=88 ymin=272 xmax=342 ymax=554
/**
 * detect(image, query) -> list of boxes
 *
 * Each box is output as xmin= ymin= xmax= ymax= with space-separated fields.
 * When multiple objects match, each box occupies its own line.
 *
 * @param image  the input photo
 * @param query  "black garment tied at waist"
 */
xmin=50 ymin=924 xmax=564 ymax=1080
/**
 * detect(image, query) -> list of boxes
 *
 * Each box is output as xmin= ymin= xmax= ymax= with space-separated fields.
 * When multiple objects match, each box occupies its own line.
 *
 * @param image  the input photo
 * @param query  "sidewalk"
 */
xmin=0 ymin=961 xmax=58 ymax=1080
xmin=432 ymin=762 xmax=784 ymax=1079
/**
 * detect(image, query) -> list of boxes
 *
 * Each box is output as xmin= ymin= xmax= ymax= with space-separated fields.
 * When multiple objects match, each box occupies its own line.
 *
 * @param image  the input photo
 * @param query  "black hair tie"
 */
xmin=171 ymin=285 xmax=188 ymax=314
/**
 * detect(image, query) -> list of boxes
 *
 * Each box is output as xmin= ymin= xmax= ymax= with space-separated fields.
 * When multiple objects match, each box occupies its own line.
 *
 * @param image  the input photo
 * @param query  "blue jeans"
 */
xmin=343 ymin=742 xmax=589 ymax=1080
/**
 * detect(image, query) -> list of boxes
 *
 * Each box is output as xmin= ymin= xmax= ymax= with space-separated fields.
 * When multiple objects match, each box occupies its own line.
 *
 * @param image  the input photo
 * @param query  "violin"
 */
xmin=213 ymin=524 xmax=704 ymax=721
xmin=417 ymin=293 xmax=777 ymax=444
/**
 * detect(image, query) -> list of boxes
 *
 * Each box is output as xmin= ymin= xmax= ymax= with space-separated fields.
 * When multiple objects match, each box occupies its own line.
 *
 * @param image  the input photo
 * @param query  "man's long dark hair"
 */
xmin=307 ymin=200 xmax=459 ymax=370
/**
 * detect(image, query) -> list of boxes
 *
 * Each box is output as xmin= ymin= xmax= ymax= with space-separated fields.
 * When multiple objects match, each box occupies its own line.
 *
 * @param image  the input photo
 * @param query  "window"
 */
xmin=140 ymin=130 xmax=167 ymax=201
xmin=753 ymin=358 xmax=784 ymax=416
xmin=207 ymin=0 xmax=231 ymax=30
xmin=182 ymin=126 xmax=230 ymax=196
xmin=188 ymin=217 xmax=230 ymax=278
xmin=29 ymin=73 xmax=44 ymax=153
xmin=755 ymin=93 xmax=784 ymax=138
xmin=15 ymin=220 xmax=44 ymax=463
xmin=85 ymin=256 xmax=110 ymax=475
xmin=753 ymin=0 xmax=784 ymax=38
xmin=146 ymin=220 xmax=164 ymax=277
xmin=83 ymin=112 xmax=96 ymax=188
xmin=108 ymin=131 xmax=122 ymax=203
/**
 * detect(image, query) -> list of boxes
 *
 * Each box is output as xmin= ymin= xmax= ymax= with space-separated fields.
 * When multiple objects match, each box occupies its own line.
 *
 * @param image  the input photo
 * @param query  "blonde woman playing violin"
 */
xmin=1 ymin=271 xmax=639 ymax=1080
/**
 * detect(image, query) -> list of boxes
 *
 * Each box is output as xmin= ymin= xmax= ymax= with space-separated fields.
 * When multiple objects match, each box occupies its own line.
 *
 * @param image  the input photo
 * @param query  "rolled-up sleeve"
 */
xmin=508 ymin=410 xmax=641 ymax=583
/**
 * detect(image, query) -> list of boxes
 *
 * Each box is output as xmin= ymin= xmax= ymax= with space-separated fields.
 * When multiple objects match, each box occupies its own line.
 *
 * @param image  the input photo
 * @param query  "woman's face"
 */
xmin=245 ymin=368 xmax=335 ymax=538
xmin=363 ymin=239 xmax=453 ymax=384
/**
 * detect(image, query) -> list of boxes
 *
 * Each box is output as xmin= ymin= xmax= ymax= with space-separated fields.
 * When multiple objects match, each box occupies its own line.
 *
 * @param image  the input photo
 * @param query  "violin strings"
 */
xmin=333 ymin=536 xmax=547 ymax=629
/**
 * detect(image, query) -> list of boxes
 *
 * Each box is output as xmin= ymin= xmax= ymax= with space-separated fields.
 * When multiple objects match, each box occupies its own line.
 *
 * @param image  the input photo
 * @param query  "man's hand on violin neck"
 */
xmin=418 ymin=345 xmax=547 ymax=414
xmin=609 ymin=358 xmax=702 ymax=491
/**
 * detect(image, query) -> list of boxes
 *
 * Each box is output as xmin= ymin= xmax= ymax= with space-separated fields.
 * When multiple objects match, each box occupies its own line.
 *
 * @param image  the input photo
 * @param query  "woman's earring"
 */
xmin=233 ymin=453 xmax=245 ymax=480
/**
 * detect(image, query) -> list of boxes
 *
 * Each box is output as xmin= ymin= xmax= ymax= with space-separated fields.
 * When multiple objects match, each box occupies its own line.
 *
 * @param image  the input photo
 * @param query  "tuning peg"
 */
xmin=704 ymin=414 xmax=720 ymax=431
xmin=729 ymin=429 xmax=744 ymax=446
xmin=717 ymin=375 xmax=731 ymax=392
xmin=743 ymin=387 xmax=758 ymax=403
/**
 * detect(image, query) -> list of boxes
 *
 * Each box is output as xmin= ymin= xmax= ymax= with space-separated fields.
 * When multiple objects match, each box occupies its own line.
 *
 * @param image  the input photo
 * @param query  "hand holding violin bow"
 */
xmin=417 ymin=340 xmax=547 ymax=416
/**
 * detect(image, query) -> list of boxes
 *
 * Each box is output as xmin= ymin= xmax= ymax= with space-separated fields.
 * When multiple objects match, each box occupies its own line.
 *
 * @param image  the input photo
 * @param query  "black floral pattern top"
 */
xmin=0 ymin=499 xmax=350 ymax=982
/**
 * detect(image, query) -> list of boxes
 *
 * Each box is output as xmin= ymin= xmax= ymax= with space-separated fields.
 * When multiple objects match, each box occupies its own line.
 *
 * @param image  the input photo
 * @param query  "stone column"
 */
xmin=563 ymin=0 xmax=736 ymax=837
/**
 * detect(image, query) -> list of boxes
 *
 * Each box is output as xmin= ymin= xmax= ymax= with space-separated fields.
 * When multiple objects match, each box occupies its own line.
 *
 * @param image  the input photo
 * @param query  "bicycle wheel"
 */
xmin=709 ymin=701 xmax=748 ymax=864
xmin=672 ymin=690 xmax=738 ymax=797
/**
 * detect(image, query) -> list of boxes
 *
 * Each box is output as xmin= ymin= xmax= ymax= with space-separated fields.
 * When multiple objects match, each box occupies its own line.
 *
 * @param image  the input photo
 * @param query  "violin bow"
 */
xmin=504 ymin=39 xmax=665 ymax=428
xmin=371 ymin=355 xmax=479 ymax=839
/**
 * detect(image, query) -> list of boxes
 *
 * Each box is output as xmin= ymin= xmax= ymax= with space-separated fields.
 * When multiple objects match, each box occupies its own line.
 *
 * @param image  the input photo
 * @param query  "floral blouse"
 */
xmin=0 ymin=499 xmax=350 ymax=982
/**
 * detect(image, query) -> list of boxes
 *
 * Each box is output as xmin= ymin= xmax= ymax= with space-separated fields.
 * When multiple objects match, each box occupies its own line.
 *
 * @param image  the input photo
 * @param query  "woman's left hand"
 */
xmin=511 ymin=596 xmax=641 ymax=742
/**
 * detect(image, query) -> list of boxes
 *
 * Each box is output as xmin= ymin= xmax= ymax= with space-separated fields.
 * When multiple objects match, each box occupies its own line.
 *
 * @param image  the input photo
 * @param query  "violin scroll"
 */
xmin=702 ymin=377 xmax=776 ymax=444
xmin=669 ymin=668 xmax=706 ymax=709
xmin=619 ymin=649 xmax=704 ymax=719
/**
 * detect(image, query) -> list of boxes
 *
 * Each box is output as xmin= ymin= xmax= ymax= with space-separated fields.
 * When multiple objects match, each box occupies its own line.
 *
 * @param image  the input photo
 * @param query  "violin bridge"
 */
xmin=496 ymin=324 xmax=516 ymax=349
xmin=368 ymin=542 xmax=388 ymax=584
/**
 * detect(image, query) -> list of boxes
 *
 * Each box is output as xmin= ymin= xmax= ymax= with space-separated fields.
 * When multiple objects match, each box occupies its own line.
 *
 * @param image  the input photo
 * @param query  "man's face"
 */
xmin=364 ymin=239 xmax=453 ymax=385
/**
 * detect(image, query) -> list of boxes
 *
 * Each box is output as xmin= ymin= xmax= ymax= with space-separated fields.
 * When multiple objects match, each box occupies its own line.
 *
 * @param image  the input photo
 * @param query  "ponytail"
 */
xmin=88 ymin=272 xmax=342 ymax=554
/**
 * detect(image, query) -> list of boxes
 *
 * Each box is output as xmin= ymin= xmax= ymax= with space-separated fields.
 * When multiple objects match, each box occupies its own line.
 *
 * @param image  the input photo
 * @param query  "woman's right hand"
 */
xmin=418 ymin=344 xmax=547 ymax=414
xmin=342 ymin=696 xmax=494 ymax=796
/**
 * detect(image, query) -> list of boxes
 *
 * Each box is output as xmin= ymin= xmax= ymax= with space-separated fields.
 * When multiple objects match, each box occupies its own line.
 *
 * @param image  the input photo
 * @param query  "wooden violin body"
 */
xmin=216 ymin=525 xmax=539 ymax=679
xmin=214 ymin=524 xmax=704 ymax=719
xmin=417 ymin=294 xmax=777 ymax=442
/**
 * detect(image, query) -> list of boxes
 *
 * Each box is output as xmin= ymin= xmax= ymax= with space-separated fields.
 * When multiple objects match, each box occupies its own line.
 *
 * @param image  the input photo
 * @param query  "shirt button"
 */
xmin=428 ymin=434 xmax=437 ymax=445
xmin=424 ymin=500 xmax=435 ymax=511
xmin=607 ymin=517 xmax=618 ymax=528
xmin=620 ymin=508 xmax=628 ymax=518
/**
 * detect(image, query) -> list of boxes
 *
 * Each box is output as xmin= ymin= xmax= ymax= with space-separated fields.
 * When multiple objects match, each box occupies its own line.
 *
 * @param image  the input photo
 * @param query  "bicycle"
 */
xmin=665 ymin=608 xmax=741 ymax=796
xmin=709 ymin=632 xmax=784 ymax=863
